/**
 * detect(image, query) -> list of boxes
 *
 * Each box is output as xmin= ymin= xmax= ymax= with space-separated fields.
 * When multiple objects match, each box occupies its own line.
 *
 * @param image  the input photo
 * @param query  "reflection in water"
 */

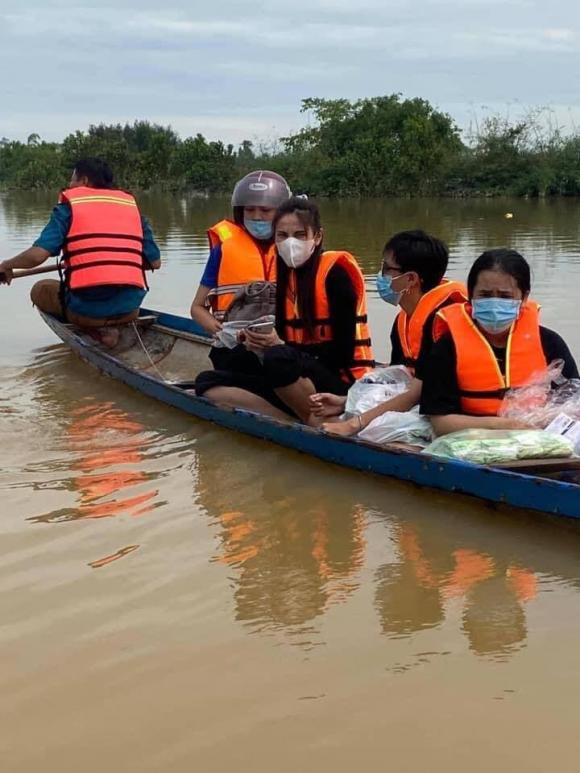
xmin=192 ymin=422 xmax=580 ymax=662
xmin=195 ymin=442 xmax=366 ymax=633
xmin=4 ymin=347 xmax=193 ymax=526
xmin=29 ymin=400 xmax=159 ymax=523
xmin=375 ymin=520 xmax=539 ymax=659
xmin=191 ymin=429 xmax=580 ymax=662
xmin=463 ymin=576 xmax=527 ymax=658
xmin=64 ymin=403 xmax=158 ymax=521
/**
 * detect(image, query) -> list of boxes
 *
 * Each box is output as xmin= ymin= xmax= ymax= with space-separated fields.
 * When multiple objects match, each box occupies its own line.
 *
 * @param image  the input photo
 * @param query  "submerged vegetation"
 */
xmin=1 ymin=96 xmax=580 ymax=197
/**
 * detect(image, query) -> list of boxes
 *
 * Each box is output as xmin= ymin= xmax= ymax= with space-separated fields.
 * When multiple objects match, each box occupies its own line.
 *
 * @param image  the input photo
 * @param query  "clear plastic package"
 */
xmin=499 ymin=359 xmax=580 ymax=427
xmin=423 ymin=428 xmax=573 ymax=465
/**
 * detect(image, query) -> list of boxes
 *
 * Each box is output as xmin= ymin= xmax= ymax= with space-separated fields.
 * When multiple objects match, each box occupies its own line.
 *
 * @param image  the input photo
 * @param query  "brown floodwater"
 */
xmin=1 ymin=192 xmax=580 ymax=772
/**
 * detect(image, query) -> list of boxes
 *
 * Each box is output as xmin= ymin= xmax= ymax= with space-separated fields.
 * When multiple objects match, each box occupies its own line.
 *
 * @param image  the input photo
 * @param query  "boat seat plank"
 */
xmin=151 ymin=323 xmax=212 ymax=345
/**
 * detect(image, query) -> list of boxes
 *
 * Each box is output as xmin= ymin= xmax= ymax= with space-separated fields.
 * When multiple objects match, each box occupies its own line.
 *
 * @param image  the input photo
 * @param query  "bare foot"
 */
xmin=100 ymin=327 xmax=120 ymax=348
xmin=86 ymin=327 xmax=120 ymax=349
xmin=309 ymin=392 xmax=347 ymax=418
xmin=322 ymin=417 xmax=359 ymax=437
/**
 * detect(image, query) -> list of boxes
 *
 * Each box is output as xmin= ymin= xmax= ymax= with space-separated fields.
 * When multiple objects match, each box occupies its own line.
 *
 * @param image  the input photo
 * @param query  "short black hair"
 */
xmin=467 ymin=248 xmax=531 ymax=299
xmin=384 ymin=230 xmax=449 ymax=292
xmin=73 ymin=157 xmax=114 ymax=189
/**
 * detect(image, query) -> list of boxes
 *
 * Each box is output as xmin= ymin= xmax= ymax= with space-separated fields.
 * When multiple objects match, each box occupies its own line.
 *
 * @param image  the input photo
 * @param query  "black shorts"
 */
xmin=195 ymin=344 xmax=349 ymax=409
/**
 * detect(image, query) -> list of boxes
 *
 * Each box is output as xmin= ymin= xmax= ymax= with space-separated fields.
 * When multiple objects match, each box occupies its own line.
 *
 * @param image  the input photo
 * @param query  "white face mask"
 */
xmin=277 ymin=237 xmax=316 ymax=268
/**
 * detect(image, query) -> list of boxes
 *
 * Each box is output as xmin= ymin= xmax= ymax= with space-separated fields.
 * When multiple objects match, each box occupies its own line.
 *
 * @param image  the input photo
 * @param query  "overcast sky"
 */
xmin=1 ymin=0 xmax=579 ymax=146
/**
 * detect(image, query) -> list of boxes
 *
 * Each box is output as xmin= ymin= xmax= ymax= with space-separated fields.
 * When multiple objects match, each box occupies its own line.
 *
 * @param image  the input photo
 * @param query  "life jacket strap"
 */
xmin=63 ymin=232 xmax=144 ymax=245
xmin=63 ymin=246 xmax=144 ymax=260
xmin=459 ymin=387 xmax=508 ymax=399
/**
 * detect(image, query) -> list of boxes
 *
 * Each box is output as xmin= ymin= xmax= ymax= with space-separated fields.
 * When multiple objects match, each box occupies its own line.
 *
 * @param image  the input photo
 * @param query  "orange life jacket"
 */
xmin=59 ymin=186 xmax=146 ymax=291
xmin=283 ymin=251 xmax=374 ymax=382
xmin=207 ymin=219 xmax=277 ymax=318
xmin=395 ymin=279 xmax=467 ymax=374
xmin=433 ymin=301 xmax=547 ymax=415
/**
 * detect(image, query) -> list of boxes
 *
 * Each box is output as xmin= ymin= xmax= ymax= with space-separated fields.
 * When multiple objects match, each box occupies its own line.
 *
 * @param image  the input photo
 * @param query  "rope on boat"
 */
xmin=131 ymin=321 xmax=166 ymax=381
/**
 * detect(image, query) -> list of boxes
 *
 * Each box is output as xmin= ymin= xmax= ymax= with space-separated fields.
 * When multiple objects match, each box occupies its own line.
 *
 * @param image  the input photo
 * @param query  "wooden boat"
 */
xmin=39 ymin=308 xmax=580 ymax=521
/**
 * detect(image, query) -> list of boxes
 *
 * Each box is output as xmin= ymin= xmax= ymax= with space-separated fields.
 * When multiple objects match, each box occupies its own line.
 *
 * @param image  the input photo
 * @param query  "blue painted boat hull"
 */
xmin=39 ymin=308 xmax=580 ymax=521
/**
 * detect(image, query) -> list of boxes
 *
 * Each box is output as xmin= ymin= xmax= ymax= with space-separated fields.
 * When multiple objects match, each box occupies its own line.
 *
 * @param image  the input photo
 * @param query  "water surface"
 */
xmin=1 ymin=192 xmax=580 ymax=772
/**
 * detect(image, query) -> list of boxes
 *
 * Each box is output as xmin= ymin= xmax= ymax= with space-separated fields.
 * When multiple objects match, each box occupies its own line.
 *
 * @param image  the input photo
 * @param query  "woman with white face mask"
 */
xmin=195 ymin=198 xmax=374 ymax=424
xmin=421 ymin=248 xmax=579 ymax=436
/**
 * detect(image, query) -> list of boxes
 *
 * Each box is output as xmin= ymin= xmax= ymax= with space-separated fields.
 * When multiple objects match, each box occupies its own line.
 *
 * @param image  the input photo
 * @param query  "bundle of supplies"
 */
xmin=423 ymin=429 xmax=573 ymax=465
xmin=499 ymin=359 xmax=580 ymax=427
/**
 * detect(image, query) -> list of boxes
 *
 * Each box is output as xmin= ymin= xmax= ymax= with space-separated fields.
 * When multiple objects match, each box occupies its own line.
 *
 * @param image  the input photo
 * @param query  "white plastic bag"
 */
xmin=358 ymin=406 xmax=433 ymax=446
xmin=345 ymin=365 xmax=412 ymax=415
xmin=213 ymin=314 xmax=275 ymax=349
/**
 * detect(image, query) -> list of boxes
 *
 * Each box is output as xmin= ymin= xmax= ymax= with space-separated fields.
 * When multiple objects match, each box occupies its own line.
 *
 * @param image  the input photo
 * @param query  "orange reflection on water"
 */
xmin=211 ymin=498 xmax=367 ymax=629
xmin=68 ymin=404 xmax=158 ymax=521
xmin=442 ymin=549 xmax=495 ymax=599
xmin=377 ymin=522 xmax=538 ymax=657
xmin=32 ymin=401 xmax=159 ymax=523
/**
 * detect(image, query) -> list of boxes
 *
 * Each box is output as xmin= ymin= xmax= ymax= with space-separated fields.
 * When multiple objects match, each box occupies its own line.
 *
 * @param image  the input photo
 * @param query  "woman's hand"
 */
xmin=322 ymin=416 xmax=360 ymax=437
xmin=310 ymin=392 xmax=347 ymax=418
xmin=207 ymin=317 xmax=223 ymax=336
xmin=243 ymin=328 xmax=283 ymax=350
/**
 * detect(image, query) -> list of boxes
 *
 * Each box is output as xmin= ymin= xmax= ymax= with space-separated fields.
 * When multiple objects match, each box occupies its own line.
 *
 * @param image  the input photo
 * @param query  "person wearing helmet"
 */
xmin=190 ymin=170 xmax=291 ymax=352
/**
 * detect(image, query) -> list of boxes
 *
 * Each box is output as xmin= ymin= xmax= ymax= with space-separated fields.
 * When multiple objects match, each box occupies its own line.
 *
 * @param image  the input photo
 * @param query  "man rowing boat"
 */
xmin=0 ymin=157 xmax=161 ymax=346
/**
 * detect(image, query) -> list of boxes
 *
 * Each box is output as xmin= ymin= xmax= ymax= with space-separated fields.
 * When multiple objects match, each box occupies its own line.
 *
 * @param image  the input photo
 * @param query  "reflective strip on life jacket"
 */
xmin=395 ymin=279 xmax=467 ymax=374
xmin=433 ymin=301 xmax=547 ymax=415
xmin=283 ymin=251 xmax=374 ymax=382
xmin=207 ymin=219 xmax=277 ymax=318
xmin=59 ymin=186 xmax=146 ymax=291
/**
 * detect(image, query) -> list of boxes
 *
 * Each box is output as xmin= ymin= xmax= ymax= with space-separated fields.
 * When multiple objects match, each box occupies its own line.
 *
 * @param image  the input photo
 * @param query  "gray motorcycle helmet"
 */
xmin=231 ymin=170 xmax=292 ymax=208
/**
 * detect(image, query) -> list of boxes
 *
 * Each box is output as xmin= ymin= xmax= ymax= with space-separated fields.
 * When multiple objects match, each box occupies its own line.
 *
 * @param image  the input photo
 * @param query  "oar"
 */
xmin=0 ymin=264 xmax=60 ymax=283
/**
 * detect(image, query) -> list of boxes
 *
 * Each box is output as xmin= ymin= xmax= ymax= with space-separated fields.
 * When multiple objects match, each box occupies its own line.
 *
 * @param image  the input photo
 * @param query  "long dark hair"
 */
xmin=273 ymin=198 xmax=323 ymax=338
xmin=467 ymin=248 xmax=531 ymax=299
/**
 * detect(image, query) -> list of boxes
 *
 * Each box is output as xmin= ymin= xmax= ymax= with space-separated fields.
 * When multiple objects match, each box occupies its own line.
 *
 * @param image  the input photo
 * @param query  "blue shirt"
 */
xmin=200 ymin=244 xmax=223 ymax=288
xmin=33 ymin=202 xmax=161 ymax=317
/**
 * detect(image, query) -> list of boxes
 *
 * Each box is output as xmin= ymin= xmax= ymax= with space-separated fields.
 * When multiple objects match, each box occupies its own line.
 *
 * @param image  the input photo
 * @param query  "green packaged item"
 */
xmin=423 ymin=429 xmax=573 ymax=465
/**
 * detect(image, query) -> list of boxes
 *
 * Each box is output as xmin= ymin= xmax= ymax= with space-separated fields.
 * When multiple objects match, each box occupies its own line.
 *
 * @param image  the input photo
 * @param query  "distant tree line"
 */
xmin=2 ymin=96 xmax=580 ymax=197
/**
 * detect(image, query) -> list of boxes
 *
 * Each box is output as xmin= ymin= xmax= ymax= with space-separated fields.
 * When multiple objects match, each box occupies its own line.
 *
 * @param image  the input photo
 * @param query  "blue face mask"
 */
xmin=472 ymin=298 xmax=522 ymax=333
xmin=244 ymin=218 xmax=273 ymax=240
xmin=376 ymin=272 xmax=401 ymax=306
